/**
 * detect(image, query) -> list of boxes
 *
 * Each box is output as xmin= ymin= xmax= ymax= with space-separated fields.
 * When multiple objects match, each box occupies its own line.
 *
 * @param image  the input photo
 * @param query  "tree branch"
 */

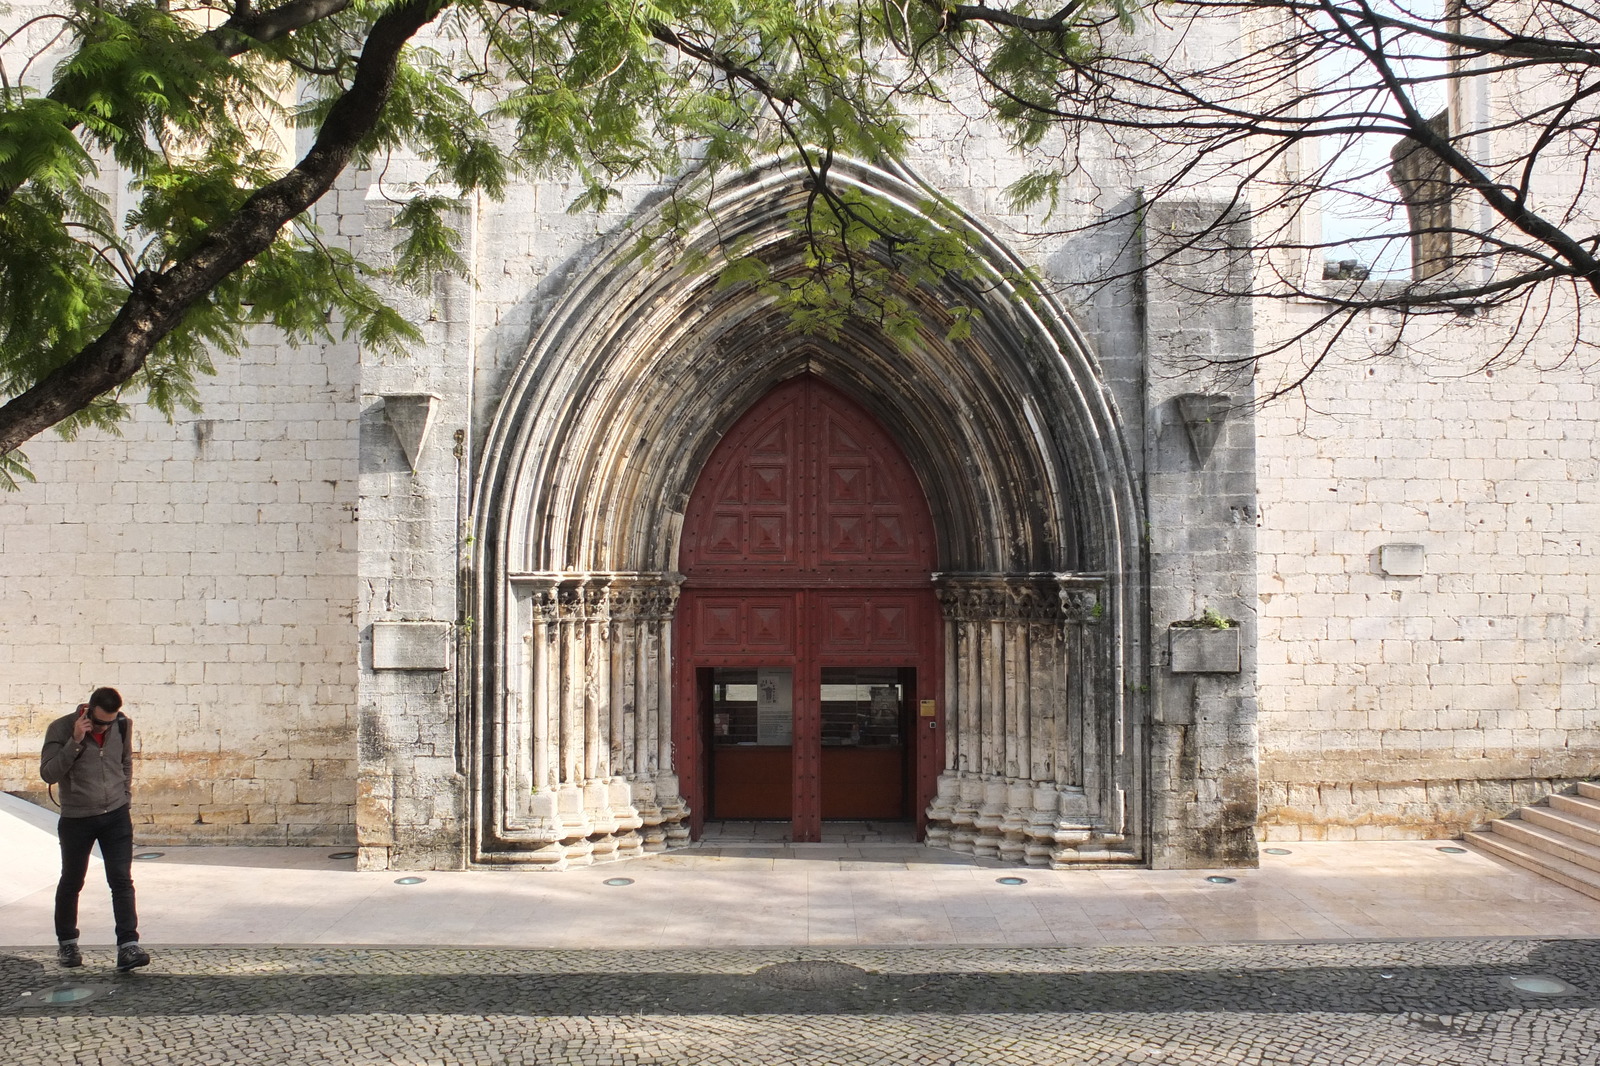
xmin=0 ymin=0 xmax=447 ymax=456
xmin=1321 ymin=0 xmax=1600 ymax=296
xmin=0 ymin=0 xmax=360 ymax=210
xmin=205 ymin=0 xmax=356 ymax=56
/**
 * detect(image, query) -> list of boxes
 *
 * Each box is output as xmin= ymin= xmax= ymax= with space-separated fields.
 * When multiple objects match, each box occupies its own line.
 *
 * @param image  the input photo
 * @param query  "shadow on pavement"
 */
xmin=3 ymin=940 xmax=1596 ymax=1018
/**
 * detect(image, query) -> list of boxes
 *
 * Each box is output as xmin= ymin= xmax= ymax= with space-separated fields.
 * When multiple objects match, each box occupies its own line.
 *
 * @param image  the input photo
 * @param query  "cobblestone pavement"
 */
xmin=2 ymin=938 xmax=1595 ymax=1064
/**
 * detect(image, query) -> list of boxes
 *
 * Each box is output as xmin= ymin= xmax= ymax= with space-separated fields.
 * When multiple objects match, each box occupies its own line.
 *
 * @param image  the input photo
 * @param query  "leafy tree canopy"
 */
xmin=1 ymin=0 xmax=1595 ymax=485
xmin=2 ymin=0 xmax=1112 ymax=485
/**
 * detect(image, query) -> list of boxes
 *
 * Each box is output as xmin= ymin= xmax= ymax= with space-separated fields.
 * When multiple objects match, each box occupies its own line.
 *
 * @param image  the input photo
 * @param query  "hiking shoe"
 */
xmin=56 ymin=942 xmax=82 ymax=968
xmin=115 ymin=943 xmax=149 ymax=972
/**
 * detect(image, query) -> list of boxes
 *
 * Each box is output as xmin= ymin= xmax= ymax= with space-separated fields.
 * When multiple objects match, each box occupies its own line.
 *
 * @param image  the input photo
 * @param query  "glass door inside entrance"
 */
xmin=706 ymin=666 xmax=910 ymax=825
xmin=820 ymin=668 xmax=908 ymax=820
xmin=708 ymin=667 xmax=792 ymax=819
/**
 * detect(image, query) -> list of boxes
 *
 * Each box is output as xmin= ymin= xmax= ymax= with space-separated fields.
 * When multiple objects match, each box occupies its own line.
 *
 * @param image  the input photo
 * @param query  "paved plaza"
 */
xmin=5 ymin=794 xmax=1600 ymax=1063
xmin=3 ymin=940 xmax=1597 ymax=1065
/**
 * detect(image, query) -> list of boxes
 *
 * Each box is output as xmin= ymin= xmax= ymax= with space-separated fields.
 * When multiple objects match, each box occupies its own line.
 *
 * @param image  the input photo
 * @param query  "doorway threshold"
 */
xmin=697 ymin=820 xmax=919 ymax=845
xmin=681 ymin=821 xmax=1006 ymax=866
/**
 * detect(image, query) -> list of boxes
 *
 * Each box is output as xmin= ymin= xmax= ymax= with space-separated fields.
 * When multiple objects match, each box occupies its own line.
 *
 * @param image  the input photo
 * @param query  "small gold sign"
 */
xmin=919 ymin=700 xmax=936 ymax=718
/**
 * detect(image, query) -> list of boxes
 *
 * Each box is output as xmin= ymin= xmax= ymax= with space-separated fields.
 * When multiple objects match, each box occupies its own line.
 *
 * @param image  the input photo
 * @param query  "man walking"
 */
xmin=39 ymin=687 xmax=150 ymax=971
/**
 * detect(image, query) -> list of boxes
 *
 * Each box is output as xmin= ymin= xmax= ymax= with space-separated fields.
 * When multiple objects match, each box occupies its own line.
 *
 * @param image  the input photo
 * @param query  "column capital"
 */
xmin=933 ymin=572 xmax=1106 ymax=624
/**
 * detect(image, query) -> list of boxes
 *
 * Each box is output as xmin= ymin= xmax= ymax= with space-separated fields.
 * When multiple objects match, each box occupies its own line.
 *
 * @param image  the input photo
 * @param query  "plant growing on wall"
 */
xmin=1172 ymin=607 xmax=1234 ymax=630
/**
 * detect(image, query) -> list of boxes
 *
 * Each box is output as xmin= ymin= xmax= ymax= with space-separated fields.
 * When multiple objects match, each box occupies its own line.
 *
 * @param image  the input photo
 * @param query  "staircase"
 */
xmin=1464 ymin=781 xmax=1600 ymax=901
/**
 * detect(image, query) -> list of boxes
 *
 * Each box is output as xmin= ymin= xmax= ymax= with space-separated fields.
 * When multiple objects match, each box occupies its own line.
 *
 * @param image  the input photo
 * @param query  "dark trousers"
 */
xmin=55 ymin=805 xmax=139 ymax=944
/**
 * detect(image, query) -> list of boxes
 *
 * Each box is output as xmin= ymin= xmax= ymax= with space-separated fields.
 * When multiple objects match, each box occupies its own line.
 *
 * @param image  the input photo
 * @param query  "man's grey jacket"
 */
xmin=40 ymin=712 xmax=133 ymax=818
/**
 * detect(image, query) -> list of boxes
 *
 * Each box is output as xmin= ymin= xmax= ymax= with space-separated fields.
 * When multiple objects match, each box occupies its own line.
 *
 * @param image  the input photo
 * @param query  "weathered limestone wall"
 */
xmin=351 ymin=183 xmax=477 ymax=871
xmin=0 ymin=330 xmax=361 ymax=844
xmin=1255 ymin=326 xmax=1600 ymax=838
xmin=1140 ymin=203 xmax=1261 ymax=867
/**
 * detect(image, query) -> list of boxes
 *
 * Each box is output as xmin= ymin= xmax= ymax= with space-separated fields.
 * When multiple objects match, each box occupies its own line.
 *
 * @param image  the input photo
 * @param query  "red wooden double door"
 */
xmin=674 ymin=376 xmax=943 ymax=841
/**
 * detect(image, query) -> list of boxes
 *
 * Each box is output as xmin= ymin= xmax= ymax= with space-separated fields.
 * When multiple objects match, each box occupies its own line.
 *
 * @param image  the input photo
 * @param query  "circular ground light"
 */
xmin=393 ymin=876 xmax=426 ymax=885
xmin=1206 ymin=875 xmax=1237 ymax=884
xmin=1436 ymin=846 xmax=1468 ymax=854
xmin=1264 ymin=847 xmax=1292 ymax=855
xmin=43 ymin=985 xmax=99 ymax=1005
xmin=328 ymin=851 xmax=357 ymax=860
xmin=133 ymin=852 xmax=164 ymax=861
xmin=1503 ymin=975 xmax=1579 ymax=996
xmin=996 ymin=876 xmax=1027 ymax=885
xmin=603 ymin=877 xmax=634 ymax=887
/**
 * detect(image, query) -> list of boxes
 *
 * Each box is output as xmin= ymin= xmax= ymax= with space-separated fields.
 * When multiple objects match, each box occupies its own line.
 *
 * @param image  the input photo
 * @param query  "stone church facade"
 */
xmin=3 ymin=14 xmax=1597 ymax=872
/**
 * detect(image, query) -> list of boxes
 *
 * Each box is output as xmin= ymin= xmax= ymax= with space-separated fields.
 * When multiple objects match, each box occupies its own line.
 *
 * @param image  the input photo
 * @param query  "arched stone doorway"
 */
xmin=470 ymin=158 xmax=1146 ymax=870
xmin=675 ymin=375 xmax=941 ymax=842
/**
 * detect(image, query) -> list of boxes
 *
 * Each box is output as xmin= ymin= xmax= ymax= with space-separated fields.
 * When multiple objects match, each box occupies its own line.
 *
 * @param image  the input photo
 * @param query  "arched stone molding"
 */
xmin=471 ymin=156 xmax=1147 ymax=869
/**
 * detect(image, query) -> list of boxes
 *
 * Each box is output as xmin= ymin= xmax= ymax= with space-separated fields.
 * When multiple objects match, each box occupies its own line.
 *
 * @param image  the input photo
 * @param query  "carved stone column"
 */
xmin=501 ymin=572 xmax=684 ymax=868
xmin=1053 ymin=580 xmax=1129 ymax=865
xmin=611 ymin=579 xmax=688 ymax=852
xmin=926 ymin=573 xmax=1134 ymax=868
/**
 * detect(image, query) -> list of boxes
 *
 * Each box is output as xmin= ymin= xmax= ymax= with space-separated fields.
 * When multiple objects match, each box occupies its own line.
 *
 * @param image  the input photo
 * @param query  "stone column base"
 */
xmin=492 ymin=773 xmax=689 ymax=870
xmin=925 ymin=771 xmax=1138 ymax=868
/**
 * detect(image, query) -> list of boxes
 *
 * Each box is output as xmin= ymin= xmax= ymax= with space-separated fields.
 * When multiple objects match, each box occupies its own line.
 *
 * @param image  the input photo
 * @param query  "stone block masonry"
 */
xmin=0 ymin=329 xmax=361 ymax=846
xmin=353 ymin=184 xmax=477 ymax=870
xmin=1255 ymin=337 xmax=1600 ymax=839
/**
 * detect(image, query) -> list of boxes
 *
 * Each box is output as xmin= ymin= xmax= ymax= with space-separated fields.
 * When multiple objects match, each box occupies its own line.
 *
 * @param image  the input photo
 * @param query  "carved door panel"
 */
xmin=680 ymin=378 xmax=934 ymax=581
xmin=682 ymin=387 xmax=803 ymax=579
xmin=815 ymin=401 xmax=928 ymax=570
xmin=689 ymin=595 xmax=799 ymax=656
xmin=677 ymin=376 xmax=941 ymax=841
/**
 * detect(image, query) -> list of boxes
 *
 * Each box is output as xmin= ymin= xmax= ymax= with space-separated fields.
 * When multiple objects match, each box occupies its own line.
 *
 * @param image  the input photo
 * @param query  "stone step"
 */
xmin=1463 ymin=830 xmax=1600 ymax=903
xmin=1487 ymin=816 xmax=1600 ymax=876
xmin=1531 ymin=802 xmax=1600 ymax=846
xmin=1549 ymin=792 xmax=1600 ymax=825
xmin=1578 ymin=781 xmax=1600 ymax=801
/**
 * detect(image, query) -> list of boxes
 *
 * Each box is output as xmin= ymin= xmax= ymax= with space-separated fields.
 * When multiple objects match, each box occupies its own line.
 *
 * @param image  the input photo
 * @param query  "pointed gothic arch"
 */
xmin=470 ymin=157 xmax=1147 ymax=868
